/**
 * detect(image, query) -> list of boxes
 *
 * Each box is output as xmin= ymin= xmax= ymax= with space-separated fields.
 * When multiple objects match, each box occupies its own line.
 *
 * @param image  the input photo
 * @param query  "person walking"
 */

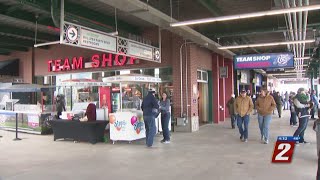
xmin=284 ymin=91 xmax=289 ymax=110
xmin=293 ymin=87 xmax=312 ymax=144
xmin=310 ymin=90 xmax=319 ymax=119
xmin=159 ymin=92 xmax=171 ymax=144
xmin=141 ymin=88 xmax=159 ymax=147
xmin=226 ymin=94 xmax=236 ymax=129
xmin=255 ymin=87 xmax=276 ymax=144
xmin=234 ymin=89 xmax=254 ymax=142
xmin=274 ymin=92 xmax=283 ymax=118
xmin=289 ymin=96 xmax=298 ymax=127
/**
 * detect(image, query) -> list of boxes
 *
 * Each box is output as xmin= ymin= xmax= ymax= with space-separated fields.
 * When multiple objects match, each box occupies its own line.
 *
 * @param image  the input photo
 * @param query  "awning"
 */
xmin=0 ymin=59 xmax=19 ymax=76
xmin=102 ymin=74 xmax=161 ymax=83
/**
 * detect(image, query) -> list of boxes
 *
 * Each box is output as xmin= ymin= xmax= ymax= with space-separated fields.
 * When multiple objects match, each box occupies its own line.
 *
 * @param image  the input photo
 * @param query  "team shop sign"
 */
xmin=234 ymin=53 xmax=294 ymax=69
xmin=47 ymin=53 xmax=138 ymax=72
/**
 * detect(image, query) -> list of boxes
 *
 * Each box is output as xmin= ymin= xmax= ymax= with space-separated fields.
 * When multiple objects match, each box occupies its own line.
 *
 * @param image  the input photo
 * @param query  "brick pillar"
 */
xmin=219 ymin=55 xmax=225 ymax=122
xmin=171 ymin=35 xmax=184 ymax=119
xmin=224 ymin=58 xmax=234 ymax=118
xmin=212 ymin=53 xmax=220 ymax=123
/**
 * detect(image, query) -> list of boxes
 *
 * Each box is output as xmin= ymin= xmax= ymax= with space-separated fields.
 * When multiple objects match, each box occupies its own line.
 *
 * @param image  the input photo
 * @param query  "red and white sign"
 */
xmin=47 ymin=53 xmax=138 ymax=72
xmin=271 ymin=141 xmax=296 ymax=163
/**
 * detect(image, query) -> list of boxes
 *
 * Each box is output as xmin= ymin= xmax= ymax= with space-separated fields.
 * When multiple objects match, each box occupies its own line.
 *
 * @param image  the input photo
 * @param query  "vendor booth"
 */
xmin=56 ymin=79 xmax=111 ymax=121
xmin=103 ymin=74 xmax=169 ymax=143
xmin=0 ymin=84 xmax=54 ymax=136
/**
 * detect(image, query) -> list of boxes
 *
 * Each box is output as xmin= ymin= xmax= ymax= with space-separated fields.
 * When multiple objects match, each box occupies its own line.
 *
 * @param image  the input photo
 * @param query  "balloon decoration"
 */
xmin=131 ymin=116 xmax=138 ymax=125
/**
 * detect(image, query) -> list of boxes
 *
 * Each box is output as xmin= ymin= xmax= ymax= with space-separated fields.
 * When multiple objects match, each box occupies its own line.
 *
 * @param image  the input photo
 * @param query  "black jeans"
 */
xmin=161 ymin=112 xmax=170 ymax=141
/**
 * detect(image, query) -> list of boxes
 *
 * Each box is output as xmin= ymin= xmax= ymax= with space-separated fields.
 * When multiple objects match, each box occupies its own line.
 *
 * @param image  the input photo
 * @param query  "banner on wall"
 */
xmin=234 ymin=53 xmax=294 ymax=70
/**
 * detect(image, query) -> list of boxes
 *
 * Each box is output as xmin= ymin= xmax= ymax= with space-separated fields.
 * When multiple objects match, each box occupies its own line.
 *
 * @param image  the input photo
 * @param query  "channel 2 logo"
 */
xmin=271 ymin=136 xmax=299 ymax=163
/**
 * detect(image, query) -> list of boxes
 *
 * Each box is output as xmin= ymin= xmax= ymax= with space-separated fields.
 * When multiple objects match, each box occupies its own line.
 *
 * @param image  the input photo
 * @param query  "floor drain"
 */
xmin=237 ymin=162 xmax=244 ymax=165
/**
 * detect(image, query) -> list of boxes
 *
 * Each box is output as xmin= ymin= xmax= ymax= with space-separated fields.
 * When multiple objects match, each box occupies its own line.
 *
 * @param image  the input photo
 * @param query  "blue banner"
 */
xmin=277 ymin=136 xmax=300 ymax=142
xmin=234 ymin=53 xmax=294 ymax=70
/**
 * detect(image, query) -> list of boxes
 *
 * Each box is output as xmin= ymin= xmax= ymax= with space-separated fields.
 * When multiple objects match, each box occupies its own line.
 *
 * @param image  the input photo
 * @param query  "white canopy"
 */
xmin=102 ymin=74 xmax=161 ymax=83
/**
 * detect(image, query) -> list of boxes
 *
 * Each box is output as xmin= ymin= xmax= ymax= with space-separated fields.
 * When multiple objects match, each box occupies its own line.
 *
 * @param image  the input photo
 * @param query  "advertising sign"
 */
xmin=128 ymin=41 xmax=153 ymax=60
xmin=80 ymin=28 xmax=117 ymax=52
xmin=219 ymin=66 xmax=228 ymax=78
xmin=234 ymin=53 xmax=294 ymax=70
xmin=62 ymin=22 xmax=161 ymax=63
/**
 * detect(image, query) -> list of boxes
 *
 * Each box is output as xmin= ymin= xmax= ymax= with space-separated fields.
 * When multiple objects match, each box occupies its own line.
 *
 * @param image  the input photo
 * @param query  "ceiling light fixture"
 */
xmin=170 ymin=4 xmax=320 ymax=27
xmin=294 ymin=57 xmax=311 ymax=60
xmin=218 ymin=39 xmax=315 ymax=50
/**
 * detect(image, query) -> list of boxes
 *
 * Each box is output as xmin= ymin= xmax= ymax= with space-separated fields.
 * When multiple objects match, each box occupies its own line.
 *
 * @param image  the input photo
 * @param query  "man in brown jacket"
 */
xmin=234 ymin=89 xmax=254 ymax=142
xmin=256 ymin=87 xmax=276 ymax=144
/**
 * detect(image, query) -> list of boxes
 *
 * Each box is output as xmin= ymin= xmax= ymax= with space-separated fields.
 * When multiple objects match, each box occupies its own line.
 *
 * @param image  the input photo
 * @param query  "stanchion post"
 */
xmin=13 ymin=112 xmax=21 ymax=141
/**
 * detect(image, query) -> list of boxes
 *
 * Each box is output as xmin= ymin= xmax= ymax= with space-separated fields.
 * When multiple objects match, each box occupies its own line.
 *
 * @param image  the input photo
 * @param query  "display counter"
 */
xmin=0 ymin=109 xmax=53 ymax=135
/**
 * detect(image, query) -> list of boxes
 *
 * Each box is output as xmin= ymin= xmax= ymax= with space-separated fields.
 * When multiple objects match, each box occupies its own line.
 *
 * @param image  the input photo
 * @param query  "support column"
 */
xmin=224 ymin=58 xmax=234 ymax=118
xmin=218 ymin=55 xmax=225 ymax=122
xmin=212 ymin=53 xmax=220 ymax=123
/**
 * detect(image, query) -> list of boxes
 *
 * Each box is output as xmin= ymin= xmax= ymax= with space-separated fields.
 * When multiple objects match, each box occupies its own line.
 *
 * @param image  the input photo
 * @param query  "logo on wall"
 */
xmin=130 ymin=116 xmax=144 ymax=134
xmin=273 ymin=54 xmax=291 ymax=66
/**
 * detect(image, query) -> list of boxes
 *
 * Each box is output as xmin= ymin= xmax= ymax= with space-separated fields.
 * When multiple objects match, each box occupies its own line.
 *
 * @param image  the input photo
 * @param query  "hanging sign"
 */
xmin=234 ymin=53 xmax=294 ymax=70
xmin=62 ymin=22 xmax=161 ymax=63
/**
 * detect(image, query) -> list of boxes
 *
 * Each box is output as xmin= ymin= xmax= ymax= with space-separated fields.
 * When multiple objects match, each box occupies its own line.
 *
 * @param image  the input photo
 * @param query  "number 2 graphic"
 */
xmin=275 ymin=143 xmax=291 ymax=161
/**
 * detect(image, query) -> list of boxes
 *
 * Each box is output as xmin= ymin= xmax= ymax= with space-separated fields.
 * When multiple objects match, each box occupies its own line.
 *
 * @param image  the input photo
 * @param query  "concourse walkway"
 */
xmin=0 ymin=110 xmax=317 ymax=180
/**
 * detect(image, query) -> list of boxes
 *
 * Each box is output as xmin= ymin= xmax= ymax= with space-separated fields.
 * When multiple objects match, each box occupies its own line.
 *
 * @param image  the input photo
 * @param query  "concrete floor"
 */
xmin=0 ymin=110 xmax=318 ymax=180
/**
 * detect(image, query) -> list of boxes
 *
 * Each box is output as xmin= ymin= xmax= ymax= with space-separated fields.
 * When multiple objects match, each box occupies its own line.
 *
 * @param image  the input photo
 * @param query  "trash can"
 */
xmin=313 ymin=119 xmax=320 ymax=157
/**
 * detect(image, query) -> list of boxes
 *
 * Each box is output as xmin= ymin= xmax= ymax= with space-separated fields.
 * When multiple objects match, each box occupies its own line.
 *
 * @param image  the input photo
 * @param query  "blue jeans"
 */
xmin=237 ymin=115 xmax=250 ymax=139
xmin=293 ymin=116 xmax=309 ymax=143
xmin=144 ymin=115 xmax=156 ymax=147
xmin=161 ymin=112 xmax=170 ymax=141
xmin=231 ymin=115 xmax=236 ymax=128
xmin=258 ymin=114 xmax=272 ymax=141
xmin=290 ymin=112 xmax=297 ymax=125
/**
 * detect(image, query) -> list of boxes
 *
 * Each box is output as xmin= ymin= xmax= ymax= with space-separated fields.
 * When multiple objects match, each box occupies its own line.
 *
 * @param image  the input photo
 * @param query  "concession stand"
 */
xmin=0 ymin=84 xmax=53 ymax=138
xmin=102 ymin=74 xmax=161 ymax=143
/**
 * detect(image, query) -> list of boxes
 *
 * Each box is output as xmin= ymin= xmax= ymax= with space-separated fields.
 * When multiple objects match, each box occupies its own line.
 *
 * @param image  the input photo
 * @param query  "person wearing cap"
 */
xmin=141 ymin=88 xmax=159 ymax=147
xmin=293 ymin=87 xmax=312 ymax=144
xmin=255 ymin=87 xmax=276 ymax=144
xmin=226 ymin=94 xmax=236 ymax=129
xmin=234 ymin=89 xmax=254 ymax=142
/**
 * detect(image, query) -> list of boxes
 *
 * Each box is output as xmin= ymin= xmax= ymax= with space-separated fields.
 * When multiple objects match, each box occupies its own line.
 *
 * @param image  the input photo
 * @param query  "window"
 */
xmin=197 ymin=70 xmax=208 ymax=83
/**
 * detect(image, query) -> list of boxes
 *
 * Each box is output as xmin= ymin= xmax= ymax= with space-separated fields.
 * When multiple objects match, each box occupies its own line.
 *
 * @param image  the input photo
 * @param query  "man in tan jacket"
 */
xmin=234 ymin=89 xmax=254 ymax=142
xmin=256 ymin=87 xmax=276 ymax=144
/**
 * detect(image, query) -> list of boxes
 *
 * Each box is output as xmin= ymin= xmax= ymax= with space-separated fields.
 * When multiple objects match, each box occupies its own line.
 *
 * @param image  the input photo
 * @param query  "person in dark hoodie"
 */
xmin=56 ymin=94 xmax=66 ymax=119
xmin=293 ymin=87 xmax=313 ymax=144
xmin=226 ymin=94 xmax=236 ymax=129
xmin=141 ymin=88 xmax=159 ymax=147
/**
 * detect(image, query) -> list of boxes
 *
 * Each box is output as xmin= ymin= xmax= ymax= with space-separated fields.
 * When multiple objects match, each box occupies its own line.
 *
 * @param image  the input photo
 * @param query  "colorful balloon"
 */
xmin=131 ymin=116 xmax=137 ymax=125
xmin=109 ymin=115 xmax=116 ymax=124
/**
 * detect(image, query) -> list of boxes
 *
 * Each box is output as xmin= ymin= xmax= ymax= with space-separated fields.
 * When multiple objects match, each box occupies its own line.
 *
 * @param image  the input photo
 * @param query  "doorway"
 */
xmin=198 ymin=82 xmax=209 ymax=126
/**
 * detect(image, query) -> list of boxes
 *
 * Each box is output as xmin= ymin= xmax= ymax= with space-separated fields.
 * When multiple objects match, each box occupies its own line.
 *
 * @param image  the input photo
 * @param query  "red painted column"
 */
xmin=224 ymin=58 xmax=234 ymax=118
xmin=219 ymin=55 xmax=225 ymax=122
xmin=212 ymin=53 xmax=220 ymax=123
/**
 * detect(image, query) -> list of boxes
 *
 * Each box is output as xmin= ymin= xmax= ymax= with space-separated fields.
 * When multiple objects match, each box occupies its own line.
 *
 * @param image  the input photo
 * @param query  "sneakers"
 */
xmin=160 ymin=139 xmax=171 ymax=144
xmin=244 ymin=139 xmax=248 ymax=143
xmin=301 ymin=141 xmax=310 ymax=144
xmin=293 ymin=125 xmax=298 ymax=127
xmin=263 ymin=140 xmax=269 ymax=144
xmin=240 ymin=135 xmax=244 ymax=141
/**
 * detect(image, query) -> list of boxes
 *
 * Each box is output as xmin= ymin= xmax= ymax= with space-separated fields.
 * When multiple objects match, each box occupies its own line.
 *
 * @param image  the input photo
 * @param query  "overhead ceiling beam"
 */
xmin=170 ymin=4 xmax=320 ymax=27
xmin=0 ymin=14 xmax=58 ymax=35
xmin=0 ymin=46 xmax=28 ymax=52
